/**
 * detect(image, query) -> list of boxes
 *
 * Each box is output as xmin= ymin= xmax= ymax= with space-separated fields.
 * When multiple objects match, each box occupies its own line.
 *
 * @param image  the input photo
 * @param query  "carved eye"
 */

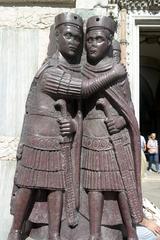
xmin=96 ymin=37 xmax=104 ymax=43
xmin=74 ymin=36 xmax=80 ymax=42
xmin=87 ymin=37 xmax=93 ymax=43
xmin=64 ymin=33 xmax=72 ymax=39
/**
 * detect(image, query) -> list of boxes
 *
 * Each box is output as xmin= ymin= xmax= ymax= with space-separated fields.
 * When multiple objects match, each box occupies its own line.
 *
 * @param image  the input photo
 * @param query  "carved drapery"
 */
xmin=109 ymin=0 xmax=160 ymax=11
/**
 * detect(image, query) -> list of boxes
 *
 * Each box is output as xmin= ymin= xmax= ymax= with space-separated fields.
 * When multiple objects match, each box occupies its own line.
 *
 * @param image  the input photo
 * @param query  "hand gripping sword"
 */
xmin=96 ymin=98 xmax=139 ymax=219
xmin=55 ymin=99 xmax=78 ymax=227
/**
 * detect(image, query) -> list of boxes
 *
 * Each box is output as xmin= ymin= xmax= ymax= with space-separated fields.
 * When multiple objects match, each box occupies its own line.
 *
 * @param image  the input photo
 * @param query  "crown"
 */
xmin=55 ymin=12 xmax=83 ymax=29
xmin=86 ymin=16 xmax=116 ymax=34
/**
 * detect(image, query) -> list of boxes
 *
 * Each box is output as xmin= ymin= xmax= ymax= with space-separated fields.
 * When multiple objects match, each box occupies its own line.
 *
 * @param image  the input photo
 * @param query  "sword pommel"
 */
xmin=96 ymin=97 xmax=109 ymax=118
xmin=55 ymin=99 xmax=67 ymax=117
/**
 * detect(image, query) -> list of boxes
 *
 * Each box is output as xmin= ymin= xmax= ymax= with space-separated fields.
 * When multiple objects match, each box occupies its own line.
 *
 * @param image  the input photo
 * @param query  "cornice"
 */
xmin=109 ymin=0 xmax=160 ymax=11
xmin=0 ymin=0 xmax=75 ymax=6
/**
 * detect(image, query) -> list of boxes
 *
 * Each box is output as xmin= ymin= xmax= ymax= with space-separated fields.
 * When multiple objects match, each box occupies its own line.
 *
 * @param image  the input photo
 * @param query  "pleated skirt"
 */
xmin=81 ymin=145 xmax=143 ymax=223
xmin=81 ymin=143 xmax=135 ymax=191
xmin=15 ymin=145 xmax=65 ymax=190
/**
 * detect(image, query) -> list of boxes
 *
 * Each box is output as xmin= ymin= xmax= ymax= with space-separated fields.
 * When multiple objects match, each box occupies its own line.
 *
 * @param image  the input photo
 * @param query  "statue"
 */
xmin=7 ymin=13 xmax=126 ymax=240
xmin=80 ymin=16 xmax=143 ymax=240
xmin=112 ymin=39 xmax=121 ymax=64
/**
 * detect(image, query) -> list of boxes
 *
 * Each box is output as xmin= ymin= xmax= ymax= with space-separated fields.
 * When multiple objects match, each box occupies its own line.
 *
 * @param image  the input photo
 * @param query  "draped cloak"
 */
xmin=79 ymin=59 xmax=143 ymax=225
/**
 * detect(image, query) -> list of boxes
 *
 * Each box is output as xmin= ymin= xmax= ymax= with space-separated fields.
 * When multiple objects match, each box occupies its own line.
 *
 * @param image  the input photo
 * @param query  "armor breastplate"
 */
xmin=20 ymin=58 xmax=80 ymax=150
xmin=83 ymin=94 xmax=120 ymax=139
xmin=26 ymin=79 xmax=61 ymax=118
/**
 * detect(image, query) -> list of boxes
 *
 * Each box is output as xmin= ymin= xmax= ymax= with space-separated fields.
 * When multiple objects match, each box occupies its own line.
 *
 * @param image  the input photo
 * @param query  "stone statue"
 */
xmin=112 ymin=39 xmax=121 ymax=64
xmin=80 ymin=16 xmax=143 ymax=240
xmin=8 ymin=13 xmax=126 ymax=240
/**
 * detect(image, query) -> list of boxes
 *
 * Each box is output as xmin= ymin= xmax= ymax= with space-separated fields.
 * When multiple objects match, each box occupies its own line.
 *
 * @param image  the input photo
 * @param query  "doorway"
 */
xmin=140 ymin=27 xmax=160 ymax=140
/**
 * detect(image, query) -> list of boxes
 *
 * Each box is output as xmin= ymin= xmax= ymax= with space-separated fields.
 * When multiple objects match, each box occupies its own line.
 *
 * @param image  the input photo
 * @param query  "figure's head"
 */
xmin=55 ymin=12 xmax=83 ymax=62
xmin=85 ymin=16 xmax=116 ymax=64
xmin=112 ymin=39 xmax=121 ymax=64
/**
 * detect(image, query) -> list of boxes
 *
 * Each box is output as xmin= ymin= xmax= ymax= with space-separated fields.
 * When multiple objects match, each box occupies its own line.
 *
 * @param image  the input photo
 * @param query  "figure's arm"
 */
xmin=140 ymin=218 xmax=160 ymax=236
xmin=118 ymin=77 xmax=135 ymax=113
xmin=41 ymin=64 xmax=126 ymax=99
xmin=103 ymin=76 xmax=134 ymax=135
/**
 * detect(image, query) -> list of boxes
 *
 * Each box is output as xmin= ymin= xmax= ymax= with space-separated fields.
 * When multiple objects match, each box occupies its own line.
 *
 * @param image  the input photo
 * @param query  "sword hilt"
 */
xmin=96 ymin=98 xmax=114 ymax=142
xmin=55 ymin=99 xmax=71 ymax=142
xmin=96 ymin=97 xmax=110 ymax=118
xmin=55 ymin=99 xmax=67 ymax=118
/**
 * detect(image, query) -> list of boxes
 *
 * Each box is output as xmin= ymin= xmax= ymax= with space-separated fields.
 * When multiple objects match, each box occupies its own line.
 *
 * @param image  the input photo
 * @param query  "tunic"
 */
xmin=81 ymin=58 xmax=143 ymax=223
xmin=14 ymin=52 xmax=82 ymax=190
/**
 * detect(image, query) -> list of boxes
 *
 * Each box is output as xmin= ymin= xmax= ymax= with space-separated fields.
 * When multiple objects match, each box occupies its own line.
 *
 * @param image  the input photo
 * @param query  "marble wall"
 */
xmin=0 ymin=6 xmax=72 ymax=160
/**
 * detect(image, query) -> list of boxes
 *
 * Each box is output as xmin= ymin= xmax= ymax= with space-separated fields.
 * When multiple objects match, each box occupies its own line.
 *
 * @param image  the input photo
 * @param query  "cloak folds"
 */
xmin=80 ymin=61 xmax=143 ymax=225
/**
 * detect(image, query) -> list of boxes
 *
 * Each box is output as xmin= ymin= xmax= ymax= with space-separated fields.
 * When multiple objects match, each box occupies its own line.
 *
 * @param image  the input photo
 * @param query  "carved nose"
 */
xmin=92 ymin=39 xmax=97 ymax=46
xmin=69 ymin=37 xmax=77 ymax=45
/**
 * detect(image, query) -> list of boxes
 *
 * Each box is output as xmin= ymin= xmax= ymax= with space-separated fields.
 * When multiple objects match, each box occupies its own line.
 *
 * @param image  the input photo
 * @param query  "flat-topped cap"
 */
xmin=55 ymin=12 xmax=83 ymax=29
xmin=86 ymin=16 xmax=116 ymax=34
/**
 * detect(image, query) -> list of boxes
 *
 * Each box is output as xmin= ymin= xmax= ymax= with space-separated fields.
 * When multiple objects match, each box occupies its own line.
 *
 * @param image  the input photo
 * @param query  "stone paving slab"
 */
xmin=142 ymin=171 xmax=160 ymax=208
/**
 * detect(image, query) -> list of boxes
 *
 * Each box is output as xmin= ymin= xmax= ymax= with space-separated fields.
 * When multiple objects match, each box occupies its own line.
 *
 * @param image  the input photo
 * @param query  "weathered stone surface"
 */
xmin=109 ymin=0 xmax=160 ymax=11
xmin=26 ymin=216 xmax=123 ymax=240
xmin=76 ymin=0 xmax=108 ymax=9
xmin=0 ymin=136 xmax=19 ymax=160
xmin=0 ymin=7 xmax=71 ymax=28
xmin=0 ymin=0 xmax=75 ymax=6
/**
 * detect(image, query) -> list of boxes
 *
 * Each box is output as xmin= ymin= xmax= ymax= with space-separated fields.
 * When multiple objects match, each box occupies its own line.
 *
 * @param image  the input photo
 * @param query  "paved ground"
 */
xmin=142 ymin=170 xmax=160 ymax=208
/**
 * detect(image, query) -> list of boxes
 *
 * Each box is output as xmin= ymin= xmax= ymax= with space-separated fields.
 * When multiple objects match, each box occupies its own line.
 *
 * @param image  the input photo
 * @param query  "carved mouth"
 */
xmin=89 ymin=49 xmax=97 ymax=54
xmin=69 ymin=46 xmax=77 ymax=51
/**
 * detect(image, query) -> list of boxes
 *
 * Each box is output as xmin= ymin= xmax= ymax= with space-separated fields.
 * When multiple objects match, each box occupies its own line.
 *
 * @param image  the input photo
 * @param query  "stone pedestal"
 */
xmin=23 ymin=189 xmax=125 ymax=240
xmin=27 ymin=214 xmax=124 ymax=240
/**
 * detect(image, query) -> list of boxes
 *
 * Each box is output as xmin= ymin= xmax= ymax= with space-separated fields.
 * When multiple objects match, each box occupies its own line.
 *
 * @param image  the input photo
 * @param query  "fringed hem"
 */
xmin=82 ymin=169 xmax=125 ymax=190
xmin=82 ymin=169 xmax=143 ymax=223
xmin=20 ymin=145 xmax=64 ymax=171
xmin=15 ymin=164 xmax=65 ymax=190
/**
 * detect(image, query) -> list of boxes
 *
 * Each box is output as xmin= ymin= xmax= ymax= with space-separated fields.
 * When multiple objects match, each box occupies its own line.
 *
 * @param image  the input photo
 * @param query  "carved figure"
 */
xmin=8 ymin=13 xmax=126 ymax=240
xmin=8 ymin=12 xmax=84 ymax=240
xmin=112 ymin=39 xmax=121 ymax=64
xmin=81 ymin=16 xmax=143 ymax=240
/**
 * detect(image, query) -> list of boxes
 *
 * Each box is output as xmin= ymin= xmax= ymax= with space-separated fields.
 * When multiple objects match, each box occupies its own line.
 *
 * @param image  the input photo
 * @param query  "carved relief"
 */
xmin=0 ymin=7 xmax=71 ymax=29
xmin=109 ymin=0 xmax=160 ymax=12
xmin=0 ymin=136 xmax=19 ymax=161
